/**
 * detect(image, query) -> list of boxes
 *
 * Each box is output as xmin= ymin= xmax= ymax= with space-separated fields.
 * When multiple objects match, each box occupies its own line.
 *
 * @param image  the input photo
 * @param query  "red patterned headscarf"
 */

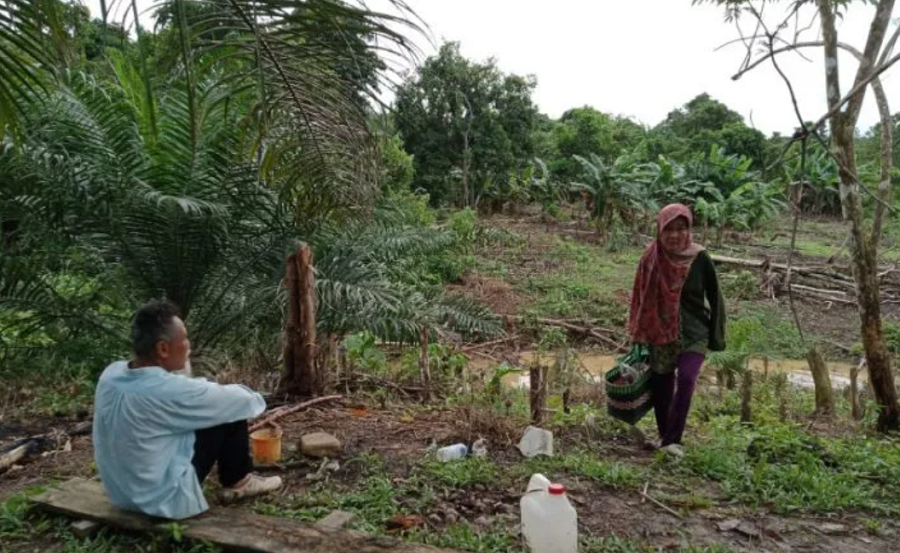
xmin=627 ymin=204 xmax=705 ymax=346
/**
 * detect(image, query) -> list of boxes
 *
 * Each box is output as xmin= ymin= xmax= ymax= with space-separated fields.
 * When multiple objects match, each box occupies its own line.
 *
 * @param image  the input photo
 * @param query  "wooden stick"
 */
xmin=466 ymin=350 xmax=501 ymax=362
xmin=459 ymin=336 xmax=519 ymax=352
xmin=508 ymin=316 xmax=627 ymax=352
xmin=639 ymin=490 xmax=683 ymax=519
xmin=641 ymin=482 xmax=649 ymax=504
xmin=529 ymin=365 xmax=547 ymax=426
xmin=419 ymin=327 xmax=432 ymax=401
xmin=249 ymin=395 xmax=342 ymax=433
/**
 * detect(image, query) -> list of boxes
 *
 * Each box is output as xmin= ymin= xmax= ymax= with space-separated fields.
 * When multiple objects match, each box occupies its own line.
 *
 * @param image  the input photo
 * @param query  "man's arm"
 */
xmin=144 ymin=377 xmax=266 ymax=433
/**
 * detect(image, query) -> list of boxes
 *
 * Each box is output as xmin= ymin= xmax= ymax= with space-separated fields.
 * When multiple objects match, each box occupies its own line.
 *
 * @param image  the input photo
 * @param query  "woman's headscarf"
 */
xmin=627 ymin=204 xmax=705 ymax=346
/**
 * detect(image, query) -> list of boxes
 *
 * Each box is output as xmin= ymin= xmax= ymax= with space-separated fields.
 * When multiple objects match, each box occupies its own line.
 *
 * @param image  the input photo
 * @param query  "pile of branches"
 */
xmin=0 ymin=421 xmax=90 ymax=474
xmin=713 ymin=254 xmax=900 ymax=307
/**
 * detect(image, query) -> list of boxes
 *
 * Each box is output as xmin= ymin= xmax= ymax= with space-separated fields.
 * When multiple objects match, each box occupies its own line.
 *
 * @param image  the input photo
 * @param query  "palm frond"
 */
xmin=151 ymin=0 xmax=427 ymax=222
xmin=431 ymin=293 xmax=503 ymax=341
xmin=0 ymin=0 xmax=52 ymax=141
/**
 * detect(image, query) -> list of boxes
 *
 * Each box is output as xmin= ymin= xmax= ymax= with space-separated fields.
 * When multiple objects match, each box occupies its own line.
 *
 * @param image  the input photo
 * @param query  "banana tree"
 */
xmin=569 ymin=153 xmax=657 ymax=239
xmin=530 ymin=157 xmax=563 ymax=220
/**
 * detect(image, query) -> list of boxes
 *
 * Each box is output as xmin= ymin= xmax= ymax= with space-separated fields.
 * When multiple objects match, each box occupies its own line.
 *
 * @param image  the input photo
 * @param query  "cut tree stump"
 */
xmin=280 ymin=243 xmax=320 ymax=397
xmin=32 ymin=479 xmax=464 ymax=553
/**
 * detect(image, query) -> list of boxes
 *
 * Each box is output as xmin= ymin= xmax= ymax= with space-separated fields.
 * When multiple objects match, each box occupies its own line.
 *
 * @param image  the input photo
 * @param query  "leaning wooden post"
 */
xmin=807 ymin=347 xmax=833 ymax=417
xmin=279 ymin=243 xmax=319 ymax=397
xmin=740 ymin=370 xmax=753 ymax=424
xmin=530 ymin=365 xmax=547 ymax=425
xmin=774 ymin=373 xmax=788 ymax=423
xmin=419 ymin=327 xmax=432 ymax=400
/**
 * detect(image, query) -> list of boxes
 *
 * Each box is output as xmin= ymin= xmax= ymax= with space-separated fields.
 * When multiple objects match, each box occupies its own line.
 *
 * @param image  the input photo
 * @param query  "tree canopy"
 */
xmin=394 ymin=42 xmax=538 ymax=207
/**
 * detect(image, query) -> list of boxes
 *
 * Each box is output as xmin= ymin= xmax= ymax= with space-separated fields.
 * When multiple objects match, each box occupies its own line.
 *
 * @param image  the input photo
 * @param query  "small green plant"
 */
xmin=343 ymin=332 xmax=387 ymax=375
xmin=421 ymin=457 xmax=499 ymax=488
xmin=400 ymin=342 xmax=467 ymax=387
xmin=864 ymin=518 xmax=881 ymax=535
xmin=881 ymin=321 xmax=900 ymax=355
xmin=166 ymin=521 xmax=188 ymax=543
xmin=721 ymin=270 xmax=759 ymax=301
xmin=448 ymin=208 xmax=477 ymax=251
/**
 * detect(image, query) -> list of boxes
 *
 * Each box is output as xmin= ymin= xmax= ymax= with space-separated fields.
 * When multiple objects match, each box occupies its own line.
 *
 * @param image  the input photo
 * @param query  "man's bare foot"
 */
xmin=219 ymin=474 xmax=283 ymax=504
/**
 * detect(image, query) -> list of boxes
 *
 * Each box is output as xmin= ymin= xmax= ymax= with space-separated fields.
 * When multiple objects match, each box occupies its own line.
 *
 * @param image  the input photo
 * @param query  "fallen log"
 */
xmin=712 ymin=254 xmax=900 ymax=303
xmin=249 ymin=395 xmax=342 ymax=433
xmin=507 ymin=316 xmax=627 ymax=352
xmin=711 ymin=254 xmax=854 ymax=282
xmin=0 ymin=441 xmax=36 ymax=473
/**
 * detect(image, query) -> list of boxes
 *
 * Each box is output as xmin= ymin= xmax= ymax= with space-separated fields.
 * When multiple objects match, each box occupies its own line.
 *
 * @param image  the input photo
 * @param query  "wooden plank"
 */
xmin=32 ymin=479 xmax=460 ymax=553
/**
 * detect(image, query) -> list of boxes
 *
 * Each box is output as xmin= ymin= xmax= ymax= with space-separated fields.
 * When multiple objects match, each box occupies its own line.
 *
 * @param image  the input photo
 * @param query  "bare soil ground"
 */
xmin=2 ymin=402 xmax=898 ymax=552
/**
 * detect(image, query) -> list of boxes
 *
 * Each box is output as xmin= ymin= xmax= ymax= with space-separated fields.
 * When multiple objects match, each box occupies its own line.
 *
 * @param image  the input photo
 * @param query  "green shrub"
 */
xmin=721 ymin=270 xmax=759 ymax=301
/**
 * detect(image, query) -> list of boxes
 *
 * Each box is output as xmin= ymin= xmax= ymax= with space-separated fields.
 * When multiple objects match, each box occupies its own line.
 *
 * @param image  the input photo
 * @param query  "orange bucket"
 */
xmin=250 ymin=427 xmax=283 ymax=465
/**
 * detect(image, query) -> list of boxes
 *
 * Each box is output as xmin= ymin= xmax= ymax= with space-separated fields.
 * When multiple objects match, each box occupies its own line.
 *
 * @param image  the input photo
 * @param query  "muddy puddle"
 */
xmin=471 ymin=352 xmax=863 ymax=391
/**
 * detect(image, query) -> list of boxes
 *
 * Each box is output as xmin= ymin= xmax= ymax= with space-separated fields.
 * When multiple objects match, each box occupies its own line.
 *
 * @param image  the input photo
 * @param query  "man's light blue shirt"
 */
xmin=92 ymin=361 xmax=266 ymax=519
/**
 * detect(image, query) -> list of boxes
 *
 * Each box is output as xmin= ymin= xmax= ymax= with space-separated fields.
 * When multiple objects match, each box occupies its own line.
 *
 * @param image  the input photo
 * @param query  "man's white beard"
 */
xmin=173 ymin=359 xmax=193 ymax=378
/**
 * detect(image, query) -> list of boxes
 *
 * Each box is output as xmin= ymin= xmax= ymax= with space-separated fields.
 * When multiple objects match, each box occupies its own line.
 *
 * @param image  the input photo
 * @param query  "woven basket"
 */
xmin=605 ymin=345 xmax=652 ymax=425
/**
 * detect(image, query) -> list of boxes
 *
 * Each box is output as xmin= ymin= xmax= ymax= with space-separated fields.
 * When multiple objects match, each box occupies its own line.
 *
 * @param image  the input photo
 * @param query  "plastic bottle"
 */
xmin=520 ymin=474 xmax=578 ymax=553
xmin=435 ymin=443 xmax=468 ymax=462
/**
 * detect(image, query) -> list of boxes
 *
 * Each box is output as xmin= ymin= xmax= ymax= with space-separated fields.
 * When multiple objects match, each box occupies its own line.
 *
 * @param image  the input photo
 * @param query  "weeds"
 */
xmin=420 ymin=457 xmax=499 ymax=488
xmin=515 ymin=452 xmax=645 ymax=490
xmin=676 ymin=414 xmax=900 ymax=515
xmin=413 ymin=522 xmax=521 ymax=553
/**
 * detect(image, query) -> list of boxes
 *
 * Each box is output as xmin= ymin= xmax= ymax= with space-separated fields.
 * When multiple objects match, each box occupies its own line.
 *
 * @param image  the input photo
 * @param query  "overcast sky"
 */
xmin=85 ymin=0 xmax=899 ymax=135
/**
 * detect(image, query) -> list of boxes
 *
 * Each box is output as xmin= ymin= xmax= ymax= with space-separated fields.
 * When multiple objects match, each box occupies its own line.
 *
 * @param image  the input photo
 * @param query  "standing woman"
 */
xmin=628 ymin=204 xmax=726 ymax=456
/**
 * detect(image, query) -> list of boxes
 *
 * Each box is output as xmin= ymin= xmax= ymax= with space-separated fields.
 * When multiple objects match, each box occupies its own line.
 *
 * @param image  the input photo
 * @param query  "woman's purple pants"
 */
xmin=651 ymin=351 xmax=705 ymax=446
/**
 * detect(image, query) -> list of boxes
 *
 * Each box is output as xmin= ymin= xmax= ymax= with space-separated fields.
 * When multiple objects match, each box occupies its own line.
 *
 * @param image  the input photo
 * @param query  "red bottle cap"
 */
xmin=548 ymin=483 xmax=566 ymax=495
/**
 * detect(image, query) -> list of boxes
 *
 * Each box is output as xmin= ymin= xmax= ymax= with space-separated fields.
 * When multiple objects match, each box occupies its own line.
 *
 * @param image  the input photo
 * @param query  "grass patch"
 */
xmin=412 ymin=522 xmax=522 ymax=552
xmin=725 ymin=304 xmax=807 ymax=359
xmin=675 ymin=416 xmax=900 ymax=515
xmin=522 ymin=238 xmax=638 ymax=321
xmin=420 ymin=457 xmax=500 ymax=488
xmin=513 ymin=452 xmax=645 ymax=490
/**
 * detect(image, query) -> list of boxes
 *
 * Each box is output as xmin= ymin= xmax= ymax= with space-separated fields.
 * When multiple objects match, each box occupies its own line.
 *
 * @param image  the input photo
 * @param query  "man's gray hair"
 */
xmin=131 ymin=300 xmax=181 ymax=359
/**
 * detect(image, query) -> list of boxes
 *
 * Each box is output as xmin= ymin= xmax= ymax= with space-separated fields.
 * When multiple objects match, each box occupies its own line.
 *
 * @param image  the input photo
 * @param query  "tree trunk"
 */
xmin=418 ymin=327 xmax=431 ymax=400
xmin=279 ymin=244 xmax=320 ymax=397
xmin=775 ymin=374 xmax=789 ymax=423
xmin=807 ymin=346 xmax=833 ymax=416
xmin=529 ymin=365 xmax=547 ymax=426
xmin=725 ymin=371 xmax=736 ymax=391
xmin=818 ymin=0 xmax=900 ymax=432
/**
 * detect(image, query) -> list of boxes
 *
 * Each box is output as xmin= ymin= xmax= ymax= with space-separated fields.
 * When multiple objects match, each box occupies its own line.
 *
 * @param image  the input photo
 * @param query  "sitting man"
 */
xmin=93 ymin=300 xmax=282 ymax=519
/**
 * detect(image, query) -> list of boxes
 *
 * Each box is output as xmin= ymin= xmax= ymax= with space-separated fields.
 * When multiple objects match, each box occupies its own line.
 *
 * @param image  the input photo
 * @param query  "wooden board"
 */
xmin=32 ymin=478 xmax=461 ymax=553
